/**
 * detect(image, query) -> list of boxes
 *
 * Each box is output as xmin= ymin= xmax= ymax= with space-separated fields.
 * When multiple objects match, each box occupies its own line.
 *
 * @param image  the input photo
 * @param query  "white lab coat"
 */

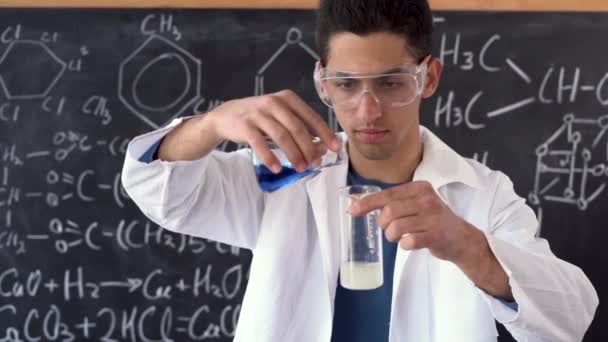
xmin=122 ymin=117 xmax=598 ymax=342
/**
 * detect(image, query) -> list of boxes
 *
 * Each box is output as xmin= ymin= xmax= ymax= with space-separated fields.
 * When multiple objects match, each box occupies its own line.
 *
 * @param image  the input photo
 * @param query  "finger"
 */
xmin=350 ymin=181 xmax=433 ymax=216
xmin=276 ymin=89 xmax=341 ymax=152
xmin=384 ymin=216 xmax=426 ymax=242
xmin=264 ymin=95 xmax=320 ymax=168
xmin=313 ymin=142 xmax=328 ymax=168
xmin=377 ymin=199 xmax=419 ymax=229
xmin=348 ymin=190 xmax=391 ymax=217
xmin=399 ymin=231 xmax=434 ymax=251
xmin=246 ymin=125 xmax=281 ymax=173
xmin=253 ymin=112 xmax=308 ymax=172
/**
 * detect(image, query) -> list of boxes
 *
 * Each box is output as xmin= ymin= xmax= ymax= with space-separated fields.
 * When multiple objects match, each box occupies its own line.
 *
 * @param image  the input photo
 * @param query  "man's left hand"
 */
xmin=348 ymin=180 xmax=485 ymax=264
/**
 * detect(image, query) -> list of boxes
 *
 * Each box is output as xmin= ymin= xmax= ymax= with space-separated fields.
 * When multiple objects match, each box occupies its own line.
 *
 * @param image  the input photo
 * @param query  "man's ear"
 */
xmin=422 ymin=56 xmax=443 ymax=99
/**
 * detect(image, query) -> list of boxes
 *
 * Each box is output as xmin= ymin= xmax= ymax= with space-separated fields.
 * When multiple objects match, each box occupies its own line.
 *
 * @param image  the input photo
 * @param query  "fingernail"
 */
xmin=296 ymin=162 xmax=308 ymax=172
xmin=312 ymin=158 xmax=322 ymax=169
xmin=348 ymin=202 xmax=360 ymax=214
xmin=272 ymin=164 xmax=282 ymax=173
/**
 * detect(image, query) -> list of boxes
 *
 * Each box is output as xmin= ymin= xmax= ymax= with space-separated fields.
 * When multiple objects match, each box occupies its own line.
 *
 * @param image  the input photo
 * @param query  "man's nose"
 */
xmin=355 ymin=91 xmax=383 ymax=122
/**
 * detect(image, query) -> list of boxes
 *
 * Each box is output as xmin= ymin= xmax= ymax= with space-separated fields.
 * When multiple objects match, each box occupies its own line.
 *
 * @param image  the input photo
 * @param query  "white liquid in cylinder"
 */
xmin=340 ymin=261 xmax=383 ymax=290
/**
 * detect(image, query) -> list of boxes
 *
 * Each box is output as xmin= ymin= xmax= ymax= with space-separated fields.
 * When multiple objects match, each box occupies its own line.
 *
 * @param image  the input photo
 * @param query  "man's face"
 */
xmin=323 ymin=32 xmax=441 ymax=161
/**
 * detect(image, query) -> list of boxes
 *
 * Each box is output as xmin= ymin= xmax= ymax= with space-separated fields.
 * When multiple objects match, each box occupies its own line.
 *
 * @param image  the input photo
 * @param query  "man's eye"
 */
xmin=381 ymin=80 xmax=404 ymax=88
xmin=336 ymin=80 xmax=354 ymax=89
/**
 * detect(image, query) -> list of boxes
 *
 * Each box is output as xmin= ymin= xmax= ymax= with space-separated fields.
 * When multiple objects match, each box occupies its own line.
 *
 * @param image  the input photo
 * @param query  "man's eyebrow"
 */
xmin=335 ymin=71 xmax=354 ymax=77
xmin=334 ymin=67 xmax=407 ymax=78
xmin=378 ymin=67 xmax=406 ymax=75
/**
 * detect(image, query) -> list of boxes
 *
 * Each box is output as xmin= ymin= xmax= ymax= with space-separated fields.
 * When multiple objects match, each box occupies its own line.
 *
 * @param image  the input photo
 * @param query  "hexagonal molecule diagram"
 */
xmin=246 ymin=28 xmax=337 ymax=149
xmin=529 ymin=113 xmax=608 ymax=211
xmin=0 ymin=40 xmax=66 ymax=100
xmin=119 ymin=34 xmax=201 ymax=129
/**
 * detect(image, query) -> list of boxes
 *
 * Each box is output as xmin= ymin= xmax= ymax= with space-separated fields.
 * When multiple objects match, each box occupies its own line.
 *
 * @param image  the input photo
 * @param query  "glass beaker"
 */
xmin=338 ymin=185 xmax=383 ymax=290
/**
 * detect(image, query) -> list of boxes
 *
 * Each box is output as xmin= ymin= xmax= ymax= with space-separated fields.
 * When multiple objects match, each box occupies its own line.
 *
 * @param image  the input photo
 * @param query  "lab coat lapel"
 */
xmin=390 ymin=167 xmax=432 ymax=340
xmin=305 ymin=161 xmax=349 ymax=311
xmin=390 ymin=127 xmax=487 ymax=341
xmin=390 ymin=127 xmax=446 ymax=341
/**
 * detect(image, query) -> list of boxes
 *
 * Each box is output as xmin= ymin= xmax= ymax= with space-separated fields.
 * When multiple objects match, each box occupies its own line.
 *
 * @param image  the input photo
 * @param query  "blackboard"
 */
xmin=0 ymin=8 xmax=605 ymax=341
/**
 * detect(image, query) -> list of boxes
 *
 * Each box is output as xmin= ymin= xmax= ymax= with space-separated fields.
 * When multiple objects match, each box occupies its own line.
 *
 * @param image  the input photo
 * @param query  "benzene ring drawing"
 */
xmin=0 ymin=40 xmax=66 ymax=100
xmin=119 ymin=34 xmax=201 ymax=129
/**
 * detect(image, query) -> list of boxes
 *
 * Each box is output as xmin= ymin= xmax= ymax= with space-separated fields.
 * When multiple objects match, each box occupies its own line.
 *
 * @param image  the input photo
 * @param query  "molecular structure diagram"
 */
xmin=119 ymin=34 xmax=201 ymax=129
xmin=0 ymin=40 xmax=66 ymax=100
xmin=232 ymin=28 xmax=338 ymax=151
xmin=529 ymin=113 xmax=608 ymax=211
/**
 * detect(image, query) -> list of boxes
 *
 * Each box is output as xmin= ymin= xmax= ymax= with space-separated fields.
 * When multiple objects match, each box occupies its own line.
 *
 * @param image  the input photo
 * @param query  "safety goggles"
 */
xmin=313 ymin=57 xmax=429 ymax=110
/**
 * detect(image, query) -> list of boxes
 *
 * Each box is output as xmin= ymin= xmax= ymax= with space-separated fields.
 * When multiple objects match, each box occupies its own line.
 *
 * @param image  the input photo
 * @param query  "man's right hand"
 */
xmin=207 ymin=89 xmax=342 ymax=173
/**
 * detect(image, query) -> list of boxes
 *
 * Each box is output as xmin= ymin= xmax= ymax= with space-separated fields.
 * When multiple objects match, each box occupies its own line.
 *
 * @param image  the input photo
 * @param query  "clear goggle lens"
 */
xmin=314 ymin=61 xmax=427 ymax=110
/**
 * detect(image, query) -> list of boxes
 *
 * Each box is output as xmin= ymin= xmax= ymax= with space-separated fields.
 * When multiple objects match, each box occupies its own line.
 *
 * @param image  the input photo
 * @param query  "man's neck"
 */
xmin=347 ymin=138 xmax=423 ymax=184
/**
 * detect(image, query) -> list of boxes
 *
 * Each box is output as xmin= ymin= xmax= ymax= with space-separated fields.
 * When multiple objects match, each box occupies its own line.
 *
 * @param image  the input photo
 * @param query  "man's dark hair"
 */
xmin=316 ymin=0 xmax=433 ymax=66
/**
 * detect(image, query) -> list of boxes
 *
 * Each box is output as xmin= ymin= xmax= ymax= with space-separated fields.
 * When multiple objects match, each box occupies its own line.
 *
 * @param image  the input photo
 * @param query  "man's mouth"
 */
xmin=354 ymin=129 xmax=389 ymax=144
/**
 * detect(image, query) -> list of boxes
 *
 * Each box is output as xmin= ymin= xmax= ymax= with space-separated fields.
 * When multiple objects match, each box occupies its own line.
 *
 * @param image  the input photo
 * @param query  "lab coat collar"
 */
xmin=413 ymin=126 xmax=483 ymax=190
xmin=327 ymin=126 xmax=483 ymax=191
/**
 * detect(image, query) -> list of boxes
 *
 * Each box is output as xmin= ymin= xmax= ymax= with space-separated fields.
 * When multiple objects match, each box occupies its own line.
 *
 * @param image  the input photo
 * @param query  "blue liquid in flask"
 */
xmin=254 ymin=164 xmax=315 ymax=192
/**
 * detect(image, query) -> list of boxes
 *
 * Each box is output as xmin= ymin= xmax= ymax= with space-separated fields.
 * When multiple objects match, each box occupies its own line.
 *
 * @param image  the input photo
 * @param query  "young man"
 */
xmin=122 ymin=1 xmax=598 ymax=341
